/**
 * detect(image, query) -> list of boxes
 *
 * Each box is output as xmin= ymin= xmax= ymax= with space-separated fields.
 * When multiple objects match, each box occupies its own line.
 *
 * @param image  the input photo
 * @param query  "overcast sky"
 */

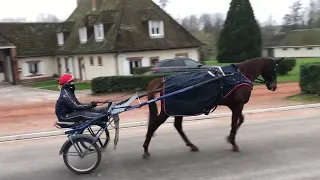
xmin=0 ymin=0 xmax=309 ymax=24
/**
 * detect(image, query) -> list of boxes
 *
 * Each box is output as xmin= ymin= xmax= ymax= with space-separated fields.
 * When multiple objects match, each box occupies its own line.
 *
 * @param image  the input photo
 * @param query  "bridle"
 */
xmin=240 ymin=59 xmax=279 ymax=89
xmin=255 ymin=59 xmax=279 ymax=87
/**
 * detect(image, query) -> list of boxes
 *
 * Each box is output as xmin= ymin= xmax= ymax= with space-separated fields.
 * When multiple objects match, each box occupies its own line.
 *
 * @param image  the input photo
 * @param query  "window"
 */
xmin=78 ymin=27 xmax=87 ymax=43
xmin=175 ymin=53 xmax=188 ymax=58
xmin=282 ymin=48 xmax=287 ymax=51
xmin=148 ymin=20 xmax=164 ymax=38
xmin=307 ymin=47 xmax=313 ymax=50
xmin=150 ymin=56 xmax=159 ymax=65
xmin=161 ymin=60 xmax=184 ymax=67
xmin=57 ymin=32 xmax=64 ymax=46
xmin=28 ymin=62 xmax=39 ymax=75
xmin=294 ymin=47 xmax=300 ymax=50
xmin=184 ymin=59 xmax=199 ymax=68
xmin=98 ymin=56 xmax=103 ymax=66
xmin=90 ymin=57 xmax=94 ymax=66
xmin=94 ymin=24 xmax=104 ymax=42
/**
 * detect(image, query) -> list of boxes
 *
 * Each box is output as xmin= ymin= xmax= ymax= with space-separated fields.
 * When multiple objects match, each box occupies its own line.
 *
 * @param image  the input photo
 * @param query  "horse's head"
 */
xmin=260 ymin=57 xmax=284 ymax=91
xmin=237 ymin=57 xmax=284 ymax=91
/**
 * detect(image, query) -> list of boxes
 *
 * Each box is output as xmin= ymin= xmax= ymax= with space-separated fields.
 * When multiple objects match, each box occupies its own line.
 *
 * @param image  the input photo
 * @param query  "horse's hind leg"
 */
xmin=174 ymin=116 xmax=199 ymax=152
xmin=143 ymin=110 xmax=169 ymax=159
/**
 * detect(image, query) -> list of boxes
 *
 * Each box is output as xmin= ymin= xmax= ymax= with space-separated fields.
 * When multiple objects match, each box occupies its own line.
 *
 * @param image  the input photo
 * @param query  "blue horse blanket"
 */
xmin=160 ymin=64 xmax=253 ymax=116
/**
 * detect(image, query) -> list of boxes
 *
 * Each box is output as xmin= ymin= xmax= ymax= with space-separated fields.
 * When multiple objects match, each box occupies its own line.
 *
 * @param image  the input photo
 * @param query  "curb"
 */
xmin=1 ymin=103 xmax=320 ymax=142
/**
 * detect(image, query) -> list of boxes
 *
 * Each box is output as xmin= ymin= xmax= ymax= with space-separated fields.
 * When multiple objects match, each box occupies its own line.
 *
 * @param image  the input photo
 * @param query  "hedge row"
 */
xmin=278 ymin=58 xmax=296 ymax=75
xmin=299 ymin=62 xmax=320 ymax=95
xmin=132 ymin=66 xmax=153 ymax=75
xmin=91 ymin=73 xmax=175 ymax=94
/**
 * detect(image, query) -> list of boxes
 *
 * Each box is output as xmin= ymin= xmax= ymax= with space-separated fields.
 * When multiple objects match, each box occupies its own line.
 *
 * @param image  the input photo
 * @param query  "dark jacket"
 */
xmin=55 ymin=88 xmax=93 ymax=119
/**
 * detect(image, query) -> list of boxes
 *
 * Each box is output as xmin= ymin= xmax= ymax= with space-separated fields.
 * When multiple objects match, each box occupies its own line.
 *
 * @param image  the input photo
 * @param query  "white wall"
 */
xmin=273 ymin=46 xmax=320 ymax=57
xmin=55 ymin=47 xmax=199 ymax=80
xmin=0 ymin=73 xmax=4 ymax=82
xmin=18 ymin=56 xmax=58 ymax=80
xmin=57 ymin=54 xmax=117 ymax=80
xmin=117 ymin=47 xmax=199 ymax=75
xmin=74 ymin=54 xmax=117 ymax=80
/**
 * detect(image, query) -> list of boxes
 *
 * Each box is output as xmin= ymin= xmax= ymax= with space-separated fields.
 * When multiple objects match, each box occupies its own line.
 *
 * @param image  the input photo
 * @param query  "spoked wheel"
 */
xmin=62 ymin=136 xmax=102 ymax=174
xmin=79 ymin=123 xmax=110 ymax=150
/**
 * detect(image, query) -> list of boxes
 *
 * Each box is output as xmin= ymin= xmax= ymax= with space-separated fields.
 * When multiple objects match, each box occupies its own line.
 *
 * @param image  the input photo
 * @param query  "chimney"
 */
xmin=77 ymin=0 xmax=80 ymax=6
xmin=92 ymin=0 xmax=96 ymax=10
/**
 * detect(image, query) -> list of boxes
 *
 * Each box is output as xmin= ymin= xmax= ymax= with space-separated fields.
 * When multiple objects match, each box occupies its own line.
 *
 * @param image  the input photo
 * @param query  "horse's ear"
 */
xmin=275 ymin=57 xmax=284 ymax=64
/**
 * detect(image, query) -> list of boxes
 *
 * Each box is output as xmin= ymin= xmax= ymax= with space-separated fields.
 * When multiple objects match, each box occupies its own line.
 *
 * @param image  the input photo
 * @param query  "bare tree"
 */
xmin=0 ymin=17 xmax=27 ymax=22
xmin=282 ymin=0 xmax=304 ymax=29
xmin=159 ymin=0 xmax=169 ymax=9
xmin=36 ymin=13 xmax=60 ymax=22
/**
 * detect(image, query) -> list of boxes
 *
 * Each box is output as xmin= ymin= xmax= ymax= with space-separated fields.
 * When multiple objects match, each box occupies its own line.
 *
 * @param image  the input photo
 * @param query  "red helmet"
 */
xmin=59 ymin=73 xmax=74 ymax=85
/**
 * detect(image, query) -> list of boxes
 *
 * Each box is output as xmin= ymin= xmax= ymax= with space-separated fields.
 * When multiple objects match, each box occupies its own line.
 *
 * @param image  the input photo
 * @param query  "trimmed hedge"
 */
xmin=277 ymin=58 xmax=296 ymax=75
xmin=299 ymin=62 xmax=320 ymax=95
xmin=132 ymin=66 xmax=153 ymax=75
xmin=91 ymin=73 xmax=175 ymax=94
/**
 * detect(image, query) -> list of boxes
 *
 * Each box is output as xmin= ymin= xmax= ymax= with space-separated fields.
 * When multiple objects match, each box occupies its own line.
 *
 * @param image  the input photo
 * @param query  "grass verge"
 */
xmin=287 ymin=93 xmax=320 ymax=102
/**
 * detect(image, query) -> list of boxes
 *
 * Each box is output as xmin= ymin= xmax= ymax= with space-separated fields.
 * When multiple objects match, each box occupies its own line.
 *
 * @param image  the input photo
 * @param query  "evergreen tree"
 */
xmin=216 ymin=0 xmax=262 ymax=63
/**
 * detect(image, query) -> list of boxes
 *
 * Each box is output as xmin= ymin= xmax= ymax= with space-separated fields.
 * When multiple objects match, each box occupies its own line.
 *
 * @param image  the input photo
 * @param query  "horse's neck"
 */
xmin=236 ymin=59 xmax=263 ymax=82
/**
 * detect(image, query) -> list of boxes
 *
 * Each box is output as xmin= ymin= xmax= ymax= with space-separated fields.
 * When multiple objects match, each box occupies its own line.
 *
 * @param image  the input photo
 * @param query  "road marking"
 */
xmin=0 ymin=103 xmax=319 ymax=142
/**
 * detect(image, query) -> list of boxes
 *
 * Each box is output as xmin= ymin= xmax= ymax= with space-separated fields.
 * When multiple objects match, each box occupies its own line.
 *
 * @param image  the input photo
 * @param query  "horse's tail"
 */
xmin=147 ymin=78 xmax=162 ymax=125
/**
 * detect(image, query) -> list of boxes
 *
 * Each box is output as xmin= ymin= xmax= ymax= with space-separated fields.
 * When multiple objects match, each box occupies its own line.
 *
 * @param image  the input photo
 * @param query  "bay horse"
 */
xmin=142 ymin=56 xmax=284 ymax=158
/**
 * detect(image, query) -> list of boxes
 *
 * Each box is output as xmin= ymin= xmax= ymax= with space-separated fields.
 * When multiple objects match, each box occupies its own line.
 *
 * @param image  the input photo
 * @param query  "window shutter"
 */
xmin=83 ymin=27 xmax=87 ymax=42
xmin=78 ymin=28 xmax=82 ymax=42
xmin=39 ymin=61 xmax=45 ymax=74
xmin=99 ymin=24 xmax=104 ymax=39
xmin=94 ymin=25 xmax=98 ymax=40
xmin=22 ymin=62 xmax=30 ymax=77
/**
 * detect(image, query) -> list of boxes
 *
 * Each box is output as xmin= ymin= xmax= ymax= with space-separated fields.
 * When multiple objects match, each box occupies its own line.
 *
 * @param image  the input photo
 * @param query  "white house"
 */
xmin=0 ymin=0 xmax=204 ymax=85
xmin=262 ymin=28 xmax=320 ymax=58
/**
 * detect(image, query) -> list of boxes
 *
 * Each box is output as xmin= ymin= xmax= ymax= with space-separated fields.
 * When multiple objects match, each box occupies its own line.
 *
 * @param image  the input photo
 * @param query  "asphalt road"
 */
xmin=1 ymin=114 xmax=320 ymax=180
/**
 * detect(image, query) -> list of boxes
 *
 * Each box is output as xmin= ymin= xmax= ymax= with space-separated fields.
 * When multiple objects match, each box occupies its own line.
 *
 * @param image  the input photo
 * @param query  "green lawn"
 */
xmin=24 ymin=80 xmax=91 ymax=91
xmin=27 ymin=79 xmax=58 ymax=88
xmin=204 ymin=58 xmax=320 ymax=83
xmin=287 ymin=93 xmax=320 ymax=102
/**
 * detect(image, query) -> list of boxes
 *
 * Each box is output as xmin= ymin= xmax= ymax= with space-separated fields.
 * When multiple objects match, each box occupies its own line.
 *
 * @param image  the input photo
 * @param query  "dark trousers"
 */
xmin=58 ymin=107 xmax=109 ymax=127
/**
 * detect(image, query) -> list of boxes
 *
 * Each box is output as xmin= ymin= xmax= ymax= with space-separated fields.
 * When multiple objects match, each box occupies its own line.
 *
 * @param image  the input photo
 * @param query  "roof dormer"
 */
xmin=78 ymin=27 xmax=87 ymax=44
xmin=148 ymin=20 xmax=164 ymax=38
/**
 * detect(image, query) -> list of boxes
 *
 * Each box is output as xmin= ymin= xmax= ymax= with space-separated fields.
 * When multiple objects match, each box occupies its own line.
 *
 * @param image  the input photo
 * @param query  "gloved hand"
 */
xmin=91 ymin=101 xmax=98 ymax=107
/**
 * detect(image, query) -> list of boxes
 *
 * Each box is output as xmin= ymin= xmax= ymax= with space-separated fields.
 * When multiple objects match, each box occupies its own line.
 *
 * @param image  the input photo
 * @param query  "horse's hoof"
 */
xmin=190 ymin=145 xmax=199 ymax=152
xmin=232 ymin=145 xmax=240 ymax=152
xmin=142 ymin=152 xmax=151 ymax=159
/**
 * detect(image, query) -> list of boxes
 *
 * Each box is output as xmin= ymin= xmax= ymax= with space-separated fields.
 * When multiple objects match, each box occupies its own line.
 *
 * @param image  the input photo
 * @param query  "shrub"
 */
xmin=132 ymin=66 xmax=153 ymax=75
xmin=277 ymin=58 xmax=296 ymax=75
xmin=91 ymin=73 xmax=175 ymax=94
xmin=299 ymin=62 xmax=320 ymax=95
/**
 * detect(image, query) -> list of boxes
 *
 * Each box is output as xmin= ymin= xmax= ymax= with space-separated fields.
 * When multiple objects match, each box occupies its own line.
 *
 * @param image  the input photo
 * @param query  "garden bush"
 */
xmin=277 ymin=58 xmax=296 ymax=75
xmin=132 ymin=66 xmax=153 ymax=75
xmin=299 ymin=62 xmax=320 ymax=95
xmin=91 ymin=73 xmax=175 ymax=94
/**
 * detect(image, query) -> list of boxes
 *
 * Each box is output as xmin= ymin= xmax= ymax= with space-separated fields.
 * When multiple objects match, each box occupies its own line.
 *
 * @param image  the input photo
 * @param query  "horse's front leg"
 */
xmin=227 ymin=104 xmax=244 ymax=152
xmin=174 ymin=116 xmax=199 ymax=152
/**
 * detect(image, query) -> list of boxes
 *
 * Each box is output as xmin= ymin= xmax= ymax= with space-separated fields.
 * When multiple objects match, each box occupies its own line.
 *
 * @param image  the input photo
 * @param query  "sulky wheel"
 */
xmin=62 ymin=136 xmax=102 ymax=174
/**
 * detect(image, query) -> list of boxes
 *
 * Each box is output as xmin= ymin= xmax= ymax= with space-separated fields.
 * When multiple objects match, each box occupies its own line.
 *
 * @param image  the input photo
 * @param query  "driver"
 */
xmin=55 ymin=73 xmax=107 ymax=127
